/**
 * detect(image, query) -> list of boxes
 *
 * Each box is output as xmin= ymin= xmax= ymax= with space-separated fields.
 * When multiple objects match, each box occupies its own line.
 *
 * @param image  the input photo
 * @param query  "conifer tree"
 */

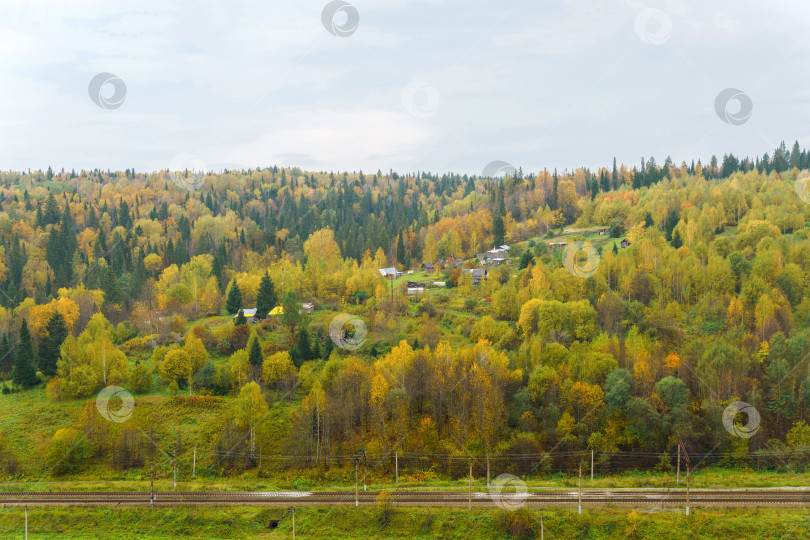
xmin=671 ymin=229 xmax=683 ymax=249
xmin=12 ymin=320 xmax=38 ymax=388
xmin=248 ymin=333 xmax=263 ymax=366
xmin=0 ymin=333 xmax=11 ymax=375
xmin=226 ymin=280 xmax=243 ymax=315
xmin=293 ymin=328 xmax=313 ymax=367
xmin=255 ymin=272 xmax=277 ymax=320
xmin=38 ymin=311 xmax=68 ymax=377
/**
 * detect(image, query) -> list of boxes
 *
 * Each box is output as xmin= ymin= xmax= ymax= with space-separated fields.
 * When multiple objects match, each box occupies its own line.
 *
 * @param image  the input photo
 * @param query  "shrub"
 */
xmin=45 ymin=377 xmax=62 ymax=400
xmin=172 ymin=315 xmax=188 ymax=334
xmin=375 ymin=490 xmax=394 ymax=528
xmin=494 ymin=508 xmax=536 ymax=539
xmin=46 ymin=428 xmax=92 ymax=475
xmin=130 ymin=362 xmax=153 ymax=394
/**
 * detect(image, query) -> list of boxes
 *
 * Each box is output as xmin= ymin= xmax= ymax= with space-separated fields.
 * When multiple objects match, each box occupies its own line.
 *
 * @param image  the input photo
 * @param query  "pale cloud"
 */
xmin=0 ymin=0 xmax=808 ymax=175
xmin=208 ymin=109 xmax=438 ymax=172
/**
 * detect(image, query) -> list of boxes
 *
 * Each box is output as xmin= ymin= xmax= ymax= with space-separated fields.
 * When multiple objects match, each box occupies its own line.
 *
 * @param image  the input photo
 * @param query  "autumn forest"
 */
xmin=0 ymin=141 xmax=810 ymax=482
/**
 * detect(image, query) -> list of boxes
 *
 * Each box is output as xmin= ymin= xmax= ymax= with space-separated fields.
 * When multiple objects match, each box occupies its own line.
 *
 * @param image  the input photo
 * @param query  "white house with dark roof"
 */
xmin=379 ymin=267 xmax=404 ymax=279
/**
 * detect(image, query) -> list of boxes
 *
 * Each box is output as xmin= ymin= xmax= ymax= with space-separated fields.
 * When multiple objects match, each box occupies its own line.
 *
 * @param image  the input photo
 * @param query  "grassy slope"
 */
xmin=0 ymin=507 xmax=808 ymax=539
xmin=1 ymin=386 xmax=809 ymax=490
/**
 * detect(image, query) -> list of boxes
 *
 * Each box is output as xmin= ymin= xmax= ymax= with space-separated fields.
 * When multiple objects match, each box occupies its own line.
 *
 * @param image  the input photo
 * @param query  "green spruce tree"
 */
xmin=255 ymin=272 xmax=277 ymax=320
xmin=12 ymin=320 xmax=38 ymax=388
xmin=248 ymin=333 xmax=263 ymax=366
xmin=671 ymin=229 xmax=683 ymax=249
xmin=37 ymin=311 xmax=68 ymax=377
xmin=293 ymin=328 xmax=313 ymax=367
xmin=0 ymin=333 xmax=11 ymax=376
xmin=226 ymin=279 xmax=243 ymax=315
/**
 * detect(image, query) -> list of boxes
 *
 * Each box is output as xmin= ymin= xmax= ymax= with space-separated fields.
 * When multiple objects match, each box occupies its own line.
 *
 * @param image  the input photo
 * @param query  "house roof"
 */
xmin=235 ymin=308 xmax=257 ymax=317
xmin=464 ymin=268 xmax=487 ymax=278
xmin=269 ymin=306 xmax=284 ymax=315
xmin=379 ymin=267 xmax=400 ymax=277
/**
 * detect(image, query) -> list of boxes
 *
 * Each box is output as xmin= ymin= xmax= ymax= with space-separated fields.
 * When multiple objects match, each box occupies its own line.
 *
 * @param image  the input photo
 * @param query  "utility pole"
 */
xmin=486 ymin=450 xmax=490 ymax=490
xmin=468 ymin=463 xmax=472 ymax=511
xmin=395 ymin=451 xmax=398 ymax=484
xmin=678 ymin=435 xmax=691 ymax=515
xmin=578 ymin=467 xmax=582 ymax=515
xmin=540 ymin=511 xmax=544 ymax=540
xmin=591 ymin=450 xmax=594 ymax=482
xmin=173 ymin=450 xmax=177 ymax=489
xmin=292 ymin=507 xmax=295 ymax=540
xmin=363 ymin=450 xmax=367 ymax=492
xmin=193 ymin=447 xmax=197 ymax=477
xmin=24 ymin=506 xmax=27 ymax=540
xmin=686 ymin=467 xmax=690 ymax=516
xmin=355 ymin=460 xmax=359 ymax=507
xmin=150 ymin=465 xmax=154 ymax=503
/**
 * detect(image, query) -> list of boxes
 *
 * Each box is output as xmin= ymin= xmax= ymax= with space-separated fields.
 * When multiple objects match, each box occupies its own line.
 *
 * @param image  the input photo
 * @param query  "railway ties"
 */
xmin=0 ymin=489 xmax=807 ymax=507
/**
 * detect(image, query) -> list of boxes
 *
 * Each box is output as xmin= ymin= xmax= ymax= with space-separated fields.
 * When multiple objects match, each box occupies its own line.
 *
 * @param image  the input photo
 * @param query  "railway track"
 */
xmin=0 ymin=489 xmax=807 ymax=507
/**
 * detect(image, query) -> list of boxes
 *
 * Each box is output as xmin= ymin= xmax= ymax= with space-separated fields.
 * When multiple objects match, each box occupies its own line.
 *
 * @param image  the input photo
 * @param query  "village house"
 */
xmin=232 ymin=308 xmax=258 ymax=323
xmin=462 ymin=268 xmax=488 ymax=286
xmin=486 ymin=245 xmax=510 ymax=257
xmin=379 ymin=267 xmax=404 ymax=279
xmin=620 ymin=239 xmax=631 ymax=248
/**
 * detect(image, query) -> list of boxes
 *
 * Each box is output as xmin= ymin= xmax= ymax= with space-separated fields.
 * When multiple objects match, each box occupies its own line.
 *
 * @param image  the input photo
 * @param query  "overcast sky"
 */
xmin=1 ymin=0 xmax=808 ymax=176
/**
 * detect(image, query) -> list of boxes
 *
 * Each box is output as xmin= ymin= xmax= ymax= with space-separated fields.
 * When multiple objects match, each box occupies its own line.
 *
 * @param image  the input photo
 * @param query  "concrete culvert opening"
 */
xmin=267 ymin=519 xmax=280 ymax=529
